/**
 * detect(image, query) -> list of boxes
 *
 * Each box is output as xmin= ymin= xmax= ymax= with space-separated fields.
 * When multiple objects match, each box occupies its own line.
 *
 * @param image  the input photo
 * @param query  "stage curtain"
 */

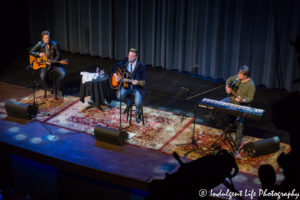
xmin=28 ymin=0 xmax=300 ymax=91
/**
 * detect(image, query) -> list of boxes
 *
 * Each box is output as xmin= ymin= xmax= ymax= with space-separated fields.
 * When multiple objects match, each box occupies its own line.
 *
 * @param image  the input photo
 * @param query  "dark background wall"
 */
xmin=2 ymin=0 xmax=300 ymax=91
xmin=1 ymin=1 xmax=30 ymax=74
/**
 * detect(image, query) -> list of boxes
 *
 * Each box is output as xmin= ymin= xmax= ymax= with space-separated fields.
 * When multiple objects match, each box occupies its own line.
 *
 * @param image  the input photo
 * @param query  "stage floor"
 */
xmin=0 ymin=82 xmax=287 ymax=200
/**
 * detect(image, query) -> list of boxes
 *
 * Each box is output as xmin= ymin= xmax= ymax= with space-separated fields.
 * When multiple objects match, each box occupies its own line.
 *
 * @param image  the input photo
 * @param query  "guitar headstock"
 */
xmin=139 ymin=81 xmax=146 ymax=86
xmin=60 ymin=59 xmax=69 ymax=65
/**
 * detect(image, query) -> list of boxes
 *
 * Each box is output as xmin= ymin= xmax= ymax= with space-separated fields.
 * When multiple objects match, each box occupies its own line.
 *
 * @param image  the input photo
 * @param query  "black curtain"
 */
xmin=28 ymin=0 xmax=300 ymax=91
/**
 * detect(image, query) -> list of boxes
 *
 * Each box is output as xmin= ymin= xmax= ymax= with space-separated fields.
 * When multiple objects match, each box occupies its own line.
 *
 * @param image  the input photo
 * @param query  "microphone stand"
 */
xmin=27 ymin=57 xmax=39 ymax=117
xmin=27 ymin=57 xmax=57 ymax=141
xmin=117 ymin=73 xmax=126 ymax=131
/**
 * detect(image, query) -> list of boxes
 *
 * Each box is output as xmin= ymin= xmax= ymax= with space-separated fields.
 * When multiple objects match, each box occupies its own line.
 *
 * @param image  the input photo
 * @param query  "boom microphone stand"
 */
xmin=26 ymin=57 xmax=39 ymax=116
xmin=27 ymin=57 xmax=58 ymax=141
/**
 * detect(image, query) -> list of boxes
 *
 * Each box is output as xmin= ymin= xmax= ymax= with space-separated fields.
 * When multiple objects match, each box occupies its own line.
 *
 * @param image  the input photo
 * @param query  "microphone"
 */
xmin=42 ymin=42 xmax=48 ymax=48
xmin=122 ymin=61 xmax=129 ymax=67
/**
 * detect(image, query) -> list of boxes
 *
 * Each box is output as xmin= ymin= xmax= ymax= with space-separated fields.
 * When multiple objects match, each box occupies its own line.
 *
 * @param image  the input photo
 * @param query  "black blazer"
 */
xmin=30 ymin=40 xmax=61 ymax=66
xmin=113 ymin=57 xmax=146 ymax=96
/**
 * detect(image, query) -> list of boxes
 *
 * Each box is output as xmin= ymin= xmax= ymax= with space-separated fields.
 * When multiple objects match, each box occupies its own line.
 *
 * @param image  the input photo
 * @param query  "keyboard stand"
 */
xmin=209 ymin=113 xmax=238 ymax=154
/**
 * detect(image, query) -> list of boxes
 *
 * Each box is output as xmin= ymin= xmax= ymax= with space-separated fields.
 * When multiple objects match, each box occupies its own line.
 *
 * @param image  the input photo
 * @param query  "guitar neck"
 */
xmin=48 ymin=60 xmax=61 ymax=63
xmin=123 ymin=79 xmax=144 ymax=83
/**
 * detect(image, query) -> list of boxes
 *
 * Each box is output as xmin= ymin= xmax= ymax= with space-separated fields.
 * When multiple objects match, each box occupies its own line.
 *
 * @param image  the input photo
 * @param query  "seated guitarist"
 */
xmin=112 ymin=48 xmax=146 ymax=123
xmin=223 ymin=65 xmax=256 ymax=150
xmin=30 ymin=30 xmax=66 ymax=97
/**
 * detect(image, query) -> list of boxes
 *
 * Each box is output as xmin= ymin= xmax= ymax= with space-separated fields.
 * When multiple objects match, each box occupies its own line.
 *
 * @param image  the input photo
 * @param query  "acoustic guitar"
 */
xmin=29 ymin=55 xmax=68 ymax=70
xmin=111 ymin=68 xmax=145 ymax=89
xmin=228 ymin=79 xmax=240 ymax=101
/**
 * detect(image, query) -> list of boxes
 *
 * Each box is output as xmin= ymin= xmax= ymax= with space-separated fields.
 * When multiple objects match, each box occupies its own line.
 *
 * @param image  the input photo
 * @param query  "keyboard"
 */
xmin=197 ymin=98 xmax=265 ymax=120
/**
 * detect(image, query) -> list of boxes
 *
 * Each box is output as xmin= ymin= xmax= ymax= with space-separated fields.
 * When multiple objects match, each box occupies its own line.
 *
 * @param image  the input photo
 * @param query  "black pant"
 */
xmin=40 ymin=66 xmax=66 ymax=91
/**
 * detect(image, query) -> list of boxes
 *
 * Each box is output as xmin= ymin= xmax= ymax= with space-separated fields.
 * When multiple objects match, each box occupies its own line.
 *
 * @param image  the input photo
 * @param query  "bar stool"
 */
xmin=126 ymin=94 xmax=145 ymax=125
xmin=44 ymin=69 xmax=59 ymax=99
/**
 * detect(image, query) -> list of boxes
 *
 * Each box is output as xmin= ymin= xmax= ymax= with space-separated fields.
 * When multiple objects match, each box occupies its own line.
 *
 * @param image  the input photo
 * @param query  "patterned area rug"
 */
xmin=19 ymin=90 xmax=79 ymax=121
xmin=1 ymin=90 xmax=290 ymax=176
xmin=161 ymin=123 xmax=291 ymax=176
xmin=46 ymin=99 xmax=194 ymax=150
xmin=0 ymin=90 xmax=78 ymax=120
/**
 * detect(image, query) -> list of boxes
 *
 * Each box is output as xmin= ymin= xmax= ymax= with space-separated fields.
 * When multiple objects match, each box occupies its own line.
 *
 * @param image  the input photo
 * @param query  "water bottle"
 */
xmin=96 ymin=66 xmax=100 ymax=74
xmin=100 ymin=70 xmax=105 ymax=78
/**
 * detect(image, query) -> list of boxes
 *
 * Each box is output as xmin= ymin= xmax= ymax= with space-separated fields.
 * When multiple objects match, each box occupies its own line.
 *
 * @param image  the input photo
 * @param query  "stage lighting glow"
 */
xmin=15 ymin=134 xmax=27 ymax=140
xmin=8 ymin=126 xmax=20 ymax=133
xmin=30 ymin=137 xmax=42 ymax=144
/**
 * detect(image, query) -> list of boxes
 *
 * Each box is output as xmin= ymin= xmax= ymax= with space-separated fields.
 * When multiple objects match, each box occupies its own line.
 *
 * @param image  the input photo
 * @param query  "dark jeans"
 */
xmin=40 ymin=66 xmax=66 ymax=91
xmin=222 ymin=97 xmax=244 ymax=148
xmin=117 ymin=85 xmax=143 ymax=115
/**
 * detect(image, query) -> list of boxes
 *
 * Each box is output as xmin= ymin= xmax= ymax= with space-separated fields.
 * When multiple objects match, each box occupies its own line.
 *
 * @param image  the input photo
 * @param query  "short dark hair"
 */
xmin=129 ymin=48 xmax=138 ymax=56
xmin=238 ymin=65 xmax=250 ymax=77
xmin=41 ymin=30 xmax=50 ymax=39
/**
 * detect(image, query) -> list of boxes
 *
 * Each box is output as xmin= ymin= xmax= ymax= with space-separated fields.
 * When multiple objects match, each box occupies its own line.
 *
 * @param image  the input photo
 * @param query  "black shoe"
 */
xmin=88 ymin=100 xmax=95 ymax=105
xmin=136 ymin=113 xmax=142 ymax=123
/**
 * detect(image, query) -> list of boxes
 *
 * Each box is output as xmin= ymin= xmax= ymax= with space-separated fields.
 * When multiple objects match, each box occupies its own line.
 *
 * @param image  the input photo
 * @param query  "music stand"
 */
xmin=176 ymin=104 xmax=209 ymax=157
xmin=172 ymin=87 xmax=191 ymax=123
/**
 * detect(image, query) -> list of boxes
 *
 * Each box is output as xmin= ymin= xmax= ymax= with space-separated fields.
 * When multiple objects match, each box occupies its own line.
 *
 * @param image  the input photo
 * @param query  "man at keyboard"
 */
xmin=223 ymin=65 xmax=256 ymax=149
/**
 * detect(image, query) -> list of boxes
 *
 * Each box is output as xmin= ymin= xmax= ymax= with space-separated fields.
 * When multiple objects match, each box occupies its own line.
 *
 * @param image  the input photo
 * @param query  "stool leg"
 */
xmin=142 ymin=108 xmax=145 ymax=125
xmin=129 ymin=105 xmax=133 ymax=125
xmin=126 ymin=106 xmax=130 ymax=121
xmin=53 ymin=76 xmax=57 ymax=99
xmin=44 ymin=89 xmax=47 ymax=98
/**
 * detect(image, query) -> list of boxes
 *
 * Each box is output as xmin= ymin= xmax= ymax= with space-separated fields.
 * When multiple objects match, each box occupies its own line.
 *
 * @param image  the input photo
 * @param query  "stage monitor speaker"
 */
xmin=94 ymin=125 xmax=128 ymax=146
xmin=5 ymin=100 xmax=37 ymax=119
xmin=243 ymin=136 xmax=280 ymax=157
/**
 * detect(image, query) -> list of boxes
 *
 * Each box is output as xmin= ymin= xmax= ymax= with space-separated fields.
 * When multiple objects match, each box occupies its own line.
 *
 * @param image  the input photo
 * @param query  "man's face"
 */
xmin=42 ymin=34 xmax=50 ymax=44
xmin=238 ymin=72 xmax=247 ymax=80
xmin=128 ymin=51 xmax=137 ymax=63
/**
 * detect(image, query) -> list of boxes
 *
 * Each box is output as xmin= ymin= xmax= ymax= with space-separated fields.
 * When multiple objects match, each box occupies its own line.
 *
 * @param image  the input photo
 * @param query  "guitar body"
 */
xmin=111 ymin=69 xmax=129 ymax=89
xmin=29 ymin=55 xmax=69 ymax=70
xmin=30 ymin=55 xmax=48 ymax=70
xmin=228 ymin=80 xmax=240 ymax=101
xmin=110 ymin=68 xmax=145 ymax=89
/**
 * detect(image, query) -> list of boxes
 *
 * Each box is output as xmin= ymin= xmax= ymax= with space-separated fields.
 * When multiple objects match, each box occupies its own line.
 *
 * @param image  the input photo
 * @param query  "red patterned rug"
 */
xmin=0 ymin=89 xmax=78 ymax=121
xmin=1 ymin=90 xmax=290 ymax=177
xmin=45 ymin=99 xmax=194 ymax=150
xmin=161 ymin=123 xmax=291 ymax=176
xmin=19 ymin=90 xmax=79 ymax=121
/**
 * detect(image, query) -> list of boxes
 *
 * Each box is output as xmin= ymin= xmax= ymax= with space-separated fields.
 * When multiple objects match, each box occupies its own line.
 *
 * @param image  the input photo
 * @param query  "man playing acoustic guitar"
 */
xmin=112 ymin=48 xmax=146 ymax=123
xmin=30 ymin=30 xmax=66 ymax=97
xmin=223 ymin=65 xmax=256 ymax=150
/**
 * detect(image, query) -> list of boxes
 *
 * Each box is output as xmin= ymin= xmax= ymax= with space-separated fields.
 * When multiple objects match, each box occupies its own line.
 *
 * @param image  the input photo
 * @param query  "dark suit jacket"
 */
xmin=113 ymin=57 xmax=146 ymax=96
